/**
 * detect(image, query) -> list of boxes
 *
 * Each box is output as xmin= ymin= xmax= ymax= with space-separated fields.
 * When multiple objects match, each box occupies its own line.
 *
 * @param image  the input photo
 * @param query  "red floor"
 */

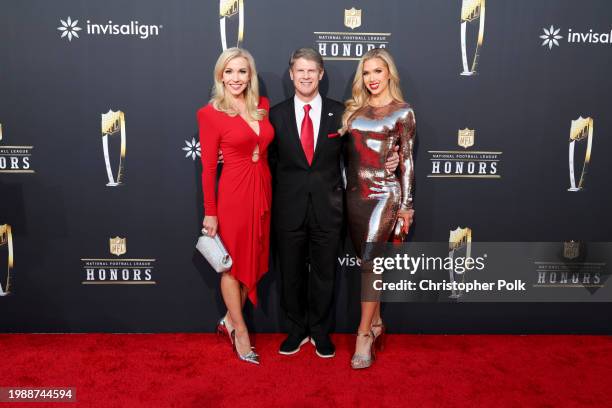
xmin=1 ymin=334 xmax=611 ymax=407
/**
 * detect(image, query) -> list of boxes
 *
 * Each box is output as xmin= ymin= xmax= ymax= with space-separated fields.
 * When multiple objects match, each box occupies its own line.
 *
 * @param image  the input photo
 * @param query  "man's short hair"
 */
xmin=289 ymin=47 xmax=324 ymax=71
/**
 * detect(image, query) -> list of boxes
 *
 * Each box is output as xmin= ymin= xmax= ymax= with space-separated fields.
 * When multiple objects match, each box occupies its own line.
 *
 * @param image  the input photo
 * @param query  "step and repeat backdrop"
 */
xmin=1 ymin=0 xmax=611 ymax=332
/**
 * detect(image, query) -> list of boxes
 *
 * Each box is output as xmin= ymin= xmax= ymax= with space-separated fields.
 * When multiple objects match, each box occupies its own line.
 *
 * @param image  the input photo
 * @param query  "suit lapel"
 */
xmin=312 ymin=98 xmax=331 ymax=166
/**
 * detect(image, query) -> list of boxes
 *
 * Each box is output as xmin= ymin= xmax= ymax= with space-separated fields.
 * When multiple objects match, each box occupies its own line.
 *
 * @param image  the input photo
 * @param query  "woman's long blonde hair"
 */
xmin=340 ymin=48 xmax=404 ymax=133
xmin=210 ymin=47 xmax=266 ymax=120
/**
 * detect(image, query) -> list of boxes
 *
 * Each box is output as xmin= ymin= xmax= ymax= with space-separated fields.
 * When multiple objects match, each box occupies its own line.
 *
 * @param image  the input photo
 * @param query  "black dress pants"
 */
xmin=276 ymin=195 xmax=340 ymax=337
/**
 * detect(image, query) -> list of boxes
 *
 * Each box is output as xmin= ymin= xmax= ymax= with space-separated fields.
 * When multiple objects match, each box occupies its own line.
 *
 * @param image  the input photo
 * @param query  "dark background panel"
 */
xmin=0 ymin=0 xmax=610 ymax=333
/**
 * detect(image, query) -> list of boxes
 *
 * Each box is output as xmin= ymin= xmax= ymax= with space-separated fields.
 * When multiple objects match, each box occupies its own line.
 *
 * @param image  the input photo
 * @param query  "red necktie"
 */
xmin=300 ymin=104 xmax=314 ymax=165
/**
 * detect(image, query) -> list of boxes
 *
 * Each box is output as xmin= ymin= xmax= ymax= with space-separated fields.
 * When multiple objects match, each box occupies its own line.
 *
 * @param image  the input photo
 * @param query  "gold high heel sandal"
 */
xmin=351 ymin=330 xmax=375 ymax=369
xmin=231 ymin=330 xmax=260 ymax=365
xmin=371 ymin=321 xmax=386 ymax=352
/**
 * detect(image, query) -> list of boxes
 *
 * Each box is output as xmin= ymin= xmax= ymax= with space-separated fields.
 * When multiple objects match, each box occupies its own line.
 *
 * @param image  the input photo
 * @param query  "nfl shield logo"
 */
xmin=563 ymin=241 xmax=580 ymax=260
xmin=220 ymin=0 xmax=239 ymax=18
xmin=458 ymin=128 xmax=475 ymax=148
xmin=344 ymin=8 xmax=362 ymax=30
xmin=109 ymin=237 xmax=127 ymax=256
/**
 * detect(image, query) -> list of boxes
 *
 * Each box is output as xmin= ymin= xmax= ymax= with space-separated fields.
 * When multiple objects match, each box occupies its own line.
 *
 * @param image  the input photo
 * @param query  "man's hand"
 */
xmin=217 ymin=149 xmax=224 ymax=163
xmin=385 ymin=145 xmax=400 ymax=173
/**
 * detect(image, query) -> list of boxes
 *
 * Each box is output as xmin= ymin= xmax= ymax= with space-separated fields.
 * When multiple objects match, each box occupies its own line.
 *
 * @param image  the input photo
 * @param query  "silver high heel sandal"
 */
xmin=351 ymin=330 xmax=375 ymax=369
xmin=231 ymin=330 xmax=260 ymax=365
xmin=371 ymin=320 xmax=386 ymax=352
xmin=216 ymin=316 xmax=233 ymax=344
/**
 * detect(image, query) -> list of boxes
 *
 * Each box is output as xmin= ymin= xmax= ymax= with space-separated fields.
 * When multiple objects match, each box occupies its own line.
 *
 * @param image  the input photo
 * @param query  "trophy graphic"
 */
xmin=101 ymin=110 xmax=126 ymax=187
xmin=448 ymin=226 xmax=472 ymax=298
xmin=460 ymin=0 xmax=485 ymax=76
xmin=0 ymin=224 xmax=14 ymax=296
xmin=568 ymin=116 xmax=593 ymax=192
xmin=219 ymin=0 xmax=244 ymax=51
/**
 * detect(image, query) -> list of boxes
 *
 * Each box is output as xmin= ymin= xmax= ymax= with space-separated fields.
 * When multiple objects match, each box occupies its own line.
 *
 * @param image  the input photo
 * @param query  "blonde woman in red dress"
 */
xmin=197 ymin=48 xmax=274 ymax=364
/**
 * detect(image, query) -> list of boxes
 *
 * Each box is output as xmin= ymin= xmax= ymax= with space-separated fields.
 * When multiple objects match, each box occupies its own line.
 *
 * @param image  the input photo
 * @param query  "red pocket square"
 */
xmin=327 ymin=132 xmax=340 ymax=138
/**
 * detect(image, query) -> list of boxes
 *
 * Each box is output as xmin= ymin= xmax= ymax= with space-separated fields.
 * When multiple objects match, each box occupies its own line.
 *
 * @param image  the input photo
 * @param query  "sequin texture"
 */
xmin=345 ymin=102 xmax=415 ymax=258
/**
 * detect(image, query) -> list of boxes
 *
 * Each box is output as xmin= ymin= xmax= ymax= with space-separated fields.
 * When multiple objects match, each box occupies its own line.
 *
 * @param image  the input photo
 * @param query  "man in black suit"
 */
xmin=268 ymin=48 xmax=397 ymax=358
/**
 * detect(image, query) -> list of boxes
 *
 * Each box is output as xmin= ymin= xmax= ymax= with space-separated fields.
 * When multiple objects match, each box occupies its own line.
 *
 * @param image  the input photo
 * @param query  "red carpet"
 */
xmin=1 ymin=334 xmax=611 ymax=407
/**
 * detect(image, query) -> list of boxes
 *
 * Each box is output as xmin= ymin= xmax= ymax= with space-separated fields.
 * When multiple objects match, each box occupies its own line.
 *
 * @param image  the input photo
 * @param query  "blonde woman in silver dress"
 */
xmin=341 ymin=48 xmax=416 ymax=369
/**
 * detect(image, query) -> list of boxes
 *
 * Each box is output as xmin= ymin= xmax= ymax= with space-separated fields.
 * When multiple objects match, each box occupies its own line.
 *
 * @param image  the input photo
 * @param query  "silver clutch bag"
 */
xmin=196 ymin=229 xmax=233 ymax=273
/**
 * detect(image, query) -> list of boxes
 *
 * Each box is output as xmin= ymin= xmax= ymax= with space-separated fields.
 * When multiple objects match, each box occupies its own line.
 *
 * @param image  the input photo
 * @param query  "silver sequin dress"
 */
xmin=345 ymin=101 xmax=416 ymax=259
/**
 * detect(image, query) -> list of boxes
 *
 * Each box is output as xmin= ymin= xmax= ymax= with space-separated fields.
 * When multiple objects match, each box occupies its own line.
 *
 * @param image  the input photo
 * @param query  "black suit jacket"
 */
xmin=268 ymin=96 xmax=345 ymax=231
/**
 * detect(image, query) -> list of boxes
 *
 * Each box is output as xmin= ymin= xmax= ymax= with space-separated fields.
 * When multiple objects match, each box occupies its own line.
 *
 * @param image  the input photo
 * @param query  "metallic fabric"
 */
xmin=346 ymin=102 xmax=416 ymax=259
xmin=196 ymin=230 xmax=233 ymax=273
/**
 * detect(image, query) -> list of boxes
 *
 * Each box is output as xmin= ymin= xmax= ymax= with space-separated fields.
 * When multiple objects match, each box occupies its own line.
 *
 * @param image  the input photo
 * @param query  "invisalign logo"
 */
xmin=58 ymin=17 xmax=163 ymax=41
xmin=540 ymin=25 xmax=612 ymax=49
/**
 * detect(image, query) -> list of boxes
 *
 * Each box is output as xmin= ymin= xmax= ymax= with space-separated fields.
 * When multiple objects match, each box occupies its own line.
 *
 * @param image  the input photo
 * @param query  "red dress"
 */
xmin=198 ymin=97 xmax=274 ymax=305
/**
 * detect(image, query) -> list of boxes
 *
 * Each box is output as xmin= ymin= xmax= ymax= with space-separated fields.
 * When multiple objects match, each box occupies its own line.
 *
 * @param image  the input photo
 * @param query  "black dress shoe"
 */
xmin=279 ymin=334 xmax=310 ymax=355
xmin=310 ymin=334 xmax=335 ymax=358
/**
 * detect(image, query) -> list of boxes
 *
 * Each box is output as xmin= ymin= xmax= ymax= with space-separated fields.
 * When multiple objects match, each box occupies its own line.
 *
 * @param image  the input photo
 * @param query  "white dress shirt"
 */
xmin=294 ymin=93 xmax=322 ymax=148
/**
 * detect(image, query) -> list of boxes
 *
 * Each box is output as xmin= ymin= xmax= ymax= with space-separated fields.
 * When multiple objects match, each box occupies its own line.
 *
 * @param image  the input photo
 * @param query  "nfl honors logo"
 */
xmin=344 ymin=8 xmax=362 ymax=30
xmin=458 ymin=128 xmax=475 ymax=149
xmin=314 ymin=7 xmax=391 ymax=60
xmin=0 ymin=123 xmax=35 ymax=174
xmin=428 ymin=128 xmax=502 ymax=178
xmin=534 ymin=241 xmax=604 ymax=293
xmin=81 ymin=236 xmax=155 ymax=284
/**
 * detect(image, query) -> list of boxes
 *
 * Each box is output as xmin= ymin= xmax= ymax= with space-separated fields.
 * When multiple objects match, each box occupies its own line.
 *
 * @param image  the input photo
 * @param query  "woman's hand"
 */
xmin=397 ymin=209 xmax=414 ymax=234
xmin=202 ymin=216 xmax=218 ymax=237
